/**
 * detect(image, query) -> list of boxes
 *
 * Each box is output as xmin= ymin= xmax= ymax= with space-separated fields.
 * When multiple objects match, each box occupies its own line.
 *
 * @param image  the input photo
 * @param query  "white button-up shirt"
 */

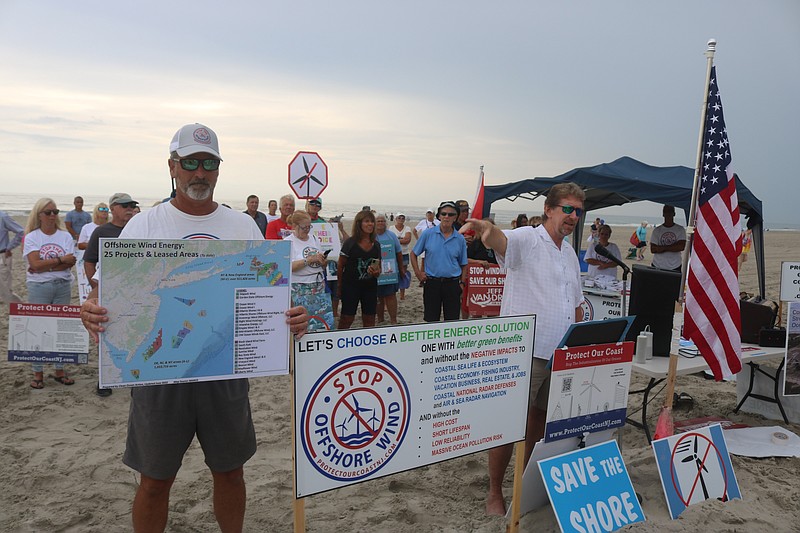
xmin=497 ymin=225 xmax=584 ymax=360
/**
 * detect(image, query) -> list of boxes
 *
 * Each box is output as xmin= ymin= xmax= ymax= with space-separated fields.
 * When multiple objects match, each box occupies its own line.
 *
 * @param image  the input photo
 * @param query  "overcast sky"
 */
xmin=1 ymin=1 xmax=798 ymax=223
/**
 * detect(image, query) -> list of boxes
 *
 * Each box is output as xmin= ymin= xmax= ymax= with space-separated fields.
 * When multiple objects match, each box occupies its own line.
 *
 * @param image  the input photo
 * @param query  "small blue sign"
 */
xmin=538 ymin=440 xmax=645 ymax=532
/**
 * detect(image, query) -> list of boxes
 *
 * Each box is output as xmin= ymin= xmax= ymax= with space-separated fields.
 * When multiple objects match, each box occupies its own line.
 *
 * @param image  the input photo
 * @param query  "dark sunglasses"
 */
xmin=172 ymin=158 xmax=221 ymax=171
xmin=97 ymin=207 xmax=109 ymax=212
xmin=439 ymin=211 xmax=458 ymax=218
xmin=41 ymin=209 xmax=60 ymax=216
xmin=115 ymin=202 xmax=137 ymax=209
xmin=557 ymin=205 xmax=584 ymax=218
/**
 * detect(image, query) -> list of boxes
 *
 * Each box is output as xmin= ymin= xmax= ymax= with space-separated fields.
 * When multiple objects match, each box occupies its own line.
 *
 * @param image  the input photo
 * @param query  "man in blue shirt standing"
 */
xmin=410 ymin=201 xmax=468 ymax=322
xmin=65 ymin=196 xmax=91 ymax=241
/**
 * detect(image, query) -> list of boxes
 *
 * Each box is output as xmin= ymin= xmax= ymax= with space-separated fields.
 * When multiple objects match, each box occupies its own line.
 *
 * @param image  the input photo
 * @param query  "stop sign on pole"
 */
xmin=288 ymin=151 xmax=328 ymax=199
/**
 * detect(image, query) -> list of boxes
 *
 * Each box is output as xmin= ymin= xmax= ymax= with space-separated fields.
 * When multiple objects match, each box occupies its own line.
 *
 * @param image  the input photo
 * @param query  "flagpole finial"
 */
xmin=706 ymin=39 xmax=716 ymax=52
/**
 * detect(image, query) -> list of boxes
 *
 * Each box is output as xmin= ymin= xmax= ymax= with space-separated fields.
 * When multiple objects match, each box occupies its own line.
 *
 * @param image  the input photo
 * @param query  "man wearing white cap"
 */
xmin=80 ymin=123 xmax=309 ymax=532
xmin=413 ymin=208 xmax=440 ymax=240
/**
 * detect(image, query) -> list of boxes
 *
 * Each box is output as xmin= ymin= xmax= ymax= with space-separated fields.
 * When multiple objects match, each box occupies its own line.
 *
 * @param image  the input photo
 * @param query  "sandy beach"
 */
xmin=1 ymin=216 xmax=799 ymax=532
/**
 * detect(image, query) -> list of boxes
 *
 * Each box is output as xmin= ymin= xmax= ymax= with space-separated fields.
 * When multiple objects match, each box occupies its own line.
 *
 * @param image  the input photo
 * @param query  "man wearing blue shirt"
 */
xmin=410 ymin=201 xmax=468 ymax=322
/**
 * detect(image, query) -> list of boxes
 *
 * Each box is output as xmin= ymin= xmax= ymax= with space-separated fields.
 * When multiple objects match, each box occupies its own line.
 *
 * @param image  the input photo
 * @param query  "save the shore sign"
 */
xmin=293 ymin=316 xmax=535 ymax=497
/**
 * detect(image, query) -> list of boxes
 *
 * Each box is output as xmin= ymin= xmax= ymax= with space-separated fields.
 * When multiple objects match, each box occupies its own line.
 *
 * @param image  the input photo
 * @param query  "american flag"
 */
xmin=683 ymin=66 xmax=742 ymax=381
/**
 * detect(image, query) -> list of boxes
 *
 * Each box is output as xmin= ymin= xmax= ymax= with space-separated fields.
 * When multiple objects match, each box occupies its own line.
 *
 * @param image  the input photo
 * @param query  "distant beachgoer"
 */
xmin=266 ymin=199 xmax=280 ymax=223
xmin=413 ymin=208 xmax=439 ymax=239
xmin=375 ymin=214 xmax=404 ymax=324
xmin=515 ymin=214 xmax=528 ymax=229
xmin=636 ymin=220 xmax=648 ymax=260
xmin=738 ymin=228 xmax=752 ymax=271
xmin=265 ymin=194 xmax=295 ymax=239
xmin=0 ymin=209 xmax=24 ymax=304
xmin=24 ymin=198 xmax=77 ymax=389
xmin=337 ymin=210 xmax=381 ymax=329
xmin=650 ymin=206 xmax=686 ymax=271
xmin=77 ymin=203 xmax=109 ymax=250
xmin=584 ymin=224 xmax=622 ymax=278
xmin=65 ymin=196 xmax=91 ymax=241
xmin=529 ymin=215 xmax=542 ymax=228
xmin=243 ymin=194 xmax=267 ymax=237
xmin=388 ymin=213 xmax=412 ymax=300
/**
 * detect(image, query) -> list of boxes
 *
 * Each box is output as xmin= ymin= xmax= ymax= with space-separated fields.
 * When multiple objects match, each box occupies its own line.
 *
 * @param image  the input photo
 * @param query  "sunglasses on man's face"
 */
xmin=557 ymin=205 xmax=584 ymax=218
xmin=439 ymin=211 xmax=458 ymax=218
xmin=115 ymin=202 xmax=137 ymax=209
xmin=172 ymin=158 xmax=221 ymax=171
xmin=41 ymin=209 xmax=60 ymax=216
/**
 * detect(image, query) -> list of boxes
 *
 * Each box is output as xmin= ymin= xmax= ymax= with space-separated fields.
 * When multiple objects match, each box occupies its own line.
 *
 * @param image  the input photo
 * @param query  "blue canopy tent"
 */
xmin=480 ymin=156 xmax=765 ymax=297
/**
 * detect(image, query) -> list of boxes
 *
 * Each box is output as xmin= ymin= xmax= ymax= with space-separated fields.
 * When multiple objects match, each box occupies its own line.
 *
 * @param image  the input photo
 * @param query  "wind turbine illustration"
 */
xmin=336 ymin=419 xmax=348 ymax=438
xmin=368 ymin=408 xmax=380 ymax=432
xmin=678 ymin=435 xmax=712 ymax=500
xmin=292 ymin=156 xmax=324 ymax=197
xmin=346 ymin=394 xmax=372 ymax=435
xmin=579 ymin=368 xmax=602 ymax=414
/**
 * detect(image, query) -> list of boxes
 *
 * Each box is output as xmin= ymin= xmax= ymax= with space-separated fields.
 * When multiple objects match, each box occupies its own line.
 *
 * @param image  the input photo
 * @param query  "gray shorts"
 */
xmin=529 ymin=358 xmax=552 ymax=411
xmin=123 ymin=379 xmax=256 ymax=480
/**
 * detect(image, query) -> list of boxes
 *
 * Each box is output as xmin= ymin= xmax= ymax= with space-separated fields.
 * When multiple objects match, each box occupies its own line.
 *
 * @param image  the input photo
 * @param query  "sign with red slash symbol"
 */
xmin=288 ymin=151 xmax=328 ymax=199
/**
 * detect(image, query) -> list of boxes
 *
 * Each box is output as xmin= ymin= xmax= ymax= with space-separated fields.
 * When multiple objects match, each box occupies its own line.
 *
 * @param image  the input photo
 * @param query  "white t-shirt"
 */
xmin=584 ymin=242 xmax=622 ymax=278
xmin=388 ymin=224 xmax=412 ymax=255
xmin=415 ymin=218 xmax=439 ymax=235
xmin=78 ymin=222 xmax=99 ymax=246
xmin=650 ymin=223 xmax=686 ymax=271
xmin=497 ymin=225 xmax=584 ymax=360
xmin=120 ymin=201 xmax=263 ymax=241
xmin=284 ymin=233 xmax=325 ymax=283
xmin=23 ymin=228 xmax=75 ymax=283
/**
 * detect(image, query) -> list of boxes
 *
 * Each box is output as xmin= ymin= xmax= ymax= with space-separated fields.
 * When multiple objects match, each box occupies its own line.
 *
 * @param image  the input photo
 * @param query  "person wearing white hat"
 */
xmin=80 ymin=123 xmax=310 ymax=532
xmin=413 ymin=208 xmax=439 ymax=240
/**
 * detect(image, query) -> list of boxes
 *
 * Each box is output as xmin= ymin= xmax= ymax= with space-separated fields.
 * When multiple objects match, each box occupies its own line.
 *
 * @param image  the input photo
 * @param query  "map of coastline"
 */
xmin=99 ymin=239 xmax=291 ymax=387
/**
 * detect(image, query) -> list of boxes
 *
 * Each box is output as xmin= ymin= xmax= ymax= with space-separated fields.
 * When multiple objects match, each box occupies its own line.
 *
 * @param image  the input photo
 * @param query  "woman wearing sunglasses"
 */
xmin=23 ymin=198 xmax=78 ymax=389
xmin=77 ymin=203 xmax=110 ymax=250
xmin=285 ymin=211 xmax=332 ymax=331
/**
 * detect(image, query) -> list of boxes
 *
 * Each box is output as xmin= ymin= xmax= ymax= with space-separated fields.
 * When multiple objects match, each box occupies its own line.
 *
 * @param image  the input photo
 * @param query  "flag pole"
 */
xmin=679 ymin=39 xmax=717 ymax=302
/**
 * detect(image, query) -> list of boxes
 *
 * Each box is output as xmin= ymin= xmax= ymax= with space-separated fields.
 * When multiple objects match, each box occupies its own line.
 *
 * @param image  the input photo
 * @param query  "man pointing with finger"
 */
xmin=465 ymin=183 xmax=585 ymax=516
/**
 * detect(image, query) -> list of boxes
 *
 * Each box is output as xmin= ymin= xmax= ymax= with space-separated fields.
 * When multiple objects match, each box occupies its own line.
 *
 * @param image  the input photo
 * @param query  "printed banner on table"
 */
xmin=652 ymin=423 xmax=741 ymax=519
xmin=538 ymin=440 xmax=645 ymax=532
xmin=783 ymin=301 xmax=800 ymax=396
xmin=7 ymin=303 xmax=89 ymax=364
xmin=545 ymin=342 xmax=634 ymax=442
xmin=294 ymin=315 xmax=535 ymax=497
xmin=464 ymin=264 xmax=505 ymax=317
xmin=378 ymin=241 xmax=398 ymax=285
xmin=98 ymin=239 xmax=291 ymax=388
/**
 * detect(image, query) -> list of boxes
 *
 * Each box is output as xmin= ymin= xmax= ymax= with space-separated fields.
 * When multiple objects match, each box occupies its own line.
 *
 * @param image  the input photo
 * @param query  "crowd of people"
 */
xmin=1 ymin=121 xmax=724 ymax=531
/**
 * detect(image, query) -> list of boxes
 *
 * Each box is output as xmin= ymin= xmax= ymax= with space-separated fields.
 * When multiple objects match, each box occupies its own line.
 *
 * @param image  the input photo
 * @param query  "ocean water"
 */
xmin=3 ymin=192 xmax=797 ymax=231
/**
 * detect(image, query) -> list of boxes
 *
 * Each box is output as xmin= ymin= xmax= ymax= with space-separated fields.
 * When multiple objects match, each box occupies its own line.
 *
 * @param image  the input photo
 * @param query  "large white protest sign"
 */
xmin=294 ymin=316 xmax=535 ymax=497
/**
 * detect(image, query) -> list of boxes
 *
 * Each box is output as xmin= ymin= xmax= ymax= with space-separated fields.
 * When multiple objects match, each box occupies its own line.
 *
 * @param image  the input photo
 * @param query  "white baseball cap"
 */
xmin=170 ymin=123 xmax=222 ymax=159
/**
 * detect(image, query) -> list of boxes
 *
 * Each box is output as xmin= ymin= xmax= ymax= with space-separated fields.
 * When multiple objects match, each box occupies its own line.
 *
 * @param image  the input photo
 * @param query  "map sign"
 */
xmin=294 ymin=316 xmax=535 ymax=497
xmin=98 ymin=239 xmax=292 ymax=388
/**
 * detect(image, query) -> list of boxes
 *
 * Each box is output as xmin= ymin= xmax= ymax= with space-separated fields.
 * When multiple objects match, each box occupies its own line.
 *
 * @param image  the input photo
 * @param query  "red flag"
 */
xmin=471 ymin=166 xmax=485 ymax=219
xmin=683 ymin=66 xmax=742 ymax=381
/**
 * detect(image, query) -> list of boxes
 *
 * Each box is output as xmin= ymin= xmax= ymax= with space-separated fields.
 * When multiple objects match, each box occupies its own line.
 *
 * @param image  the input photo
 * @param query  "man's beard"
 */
xmin=183 ymin=180 xmax=214 ymax=201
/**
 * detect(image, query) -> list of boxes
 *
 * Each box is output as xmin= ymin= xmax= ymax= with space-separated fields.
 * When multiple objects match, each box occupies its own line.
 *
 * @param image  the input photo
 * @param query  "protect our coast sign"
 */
xmin=7 ymin=303 xmax=89 ymax=364
xmin=538 ymin=440 xmax=645 ymax=532
xmin=780 ymin=261 xmax=800 ymax=302
xmin=294 ymin=316 xmax=535 ymax=497
xmin=545 ymin=342 xmax=634 ymax=442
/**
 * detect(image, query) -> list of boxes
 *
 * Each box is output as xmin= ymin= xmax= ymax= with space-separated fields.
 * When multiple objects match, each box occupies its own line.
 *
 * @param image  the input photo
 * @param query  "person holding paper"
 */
xmin=584 ymin=224 xmax=622 ymax=278
xmin=80 ymin=123 xmax=309 ymax=533
xmin=465 ymin=183 xmax=585 ymax=516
